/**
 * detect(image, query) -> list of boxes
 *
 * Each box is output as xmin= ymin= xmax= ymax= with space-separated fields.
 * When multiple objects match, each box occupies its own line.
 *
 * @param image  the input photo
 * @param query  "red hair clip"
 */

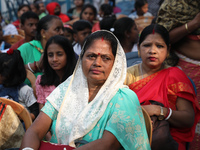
xmin=7 ymin=48 xmax=14 ymax=55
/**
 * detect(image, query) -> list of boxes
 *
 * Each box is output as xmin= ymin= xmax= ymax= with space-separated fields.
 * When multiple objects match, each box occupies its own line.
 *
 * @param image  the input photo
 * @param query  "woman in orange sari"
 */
xmin=125 ymin=24 xmax=200 ymax=150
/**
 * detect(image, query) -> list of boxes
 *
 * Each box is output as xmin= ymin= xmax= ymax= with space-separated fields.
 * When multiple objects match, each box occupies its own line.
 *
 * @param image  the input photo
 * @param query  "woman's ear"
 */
xmin=41 ymin=29 xmax=46 ymax=39
xmin=125 ymin=30 xmax=130 ymax=39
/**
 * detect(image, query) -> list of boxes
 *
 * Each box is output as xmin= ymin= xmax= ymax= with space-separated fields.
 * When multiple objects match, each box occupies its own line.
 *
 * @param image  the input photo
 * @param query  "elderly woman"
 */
xmin=20 ymin=30 xmax=150 ymax=150
xmin=125 ymin=24 xmax=200 ymax=150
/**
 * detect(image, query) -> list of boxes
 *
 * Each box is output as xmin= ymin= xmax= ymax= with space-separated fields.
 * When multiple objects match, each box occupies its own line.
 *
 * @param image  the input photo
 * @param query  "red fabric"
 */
xmin=46 ymin=2 xmax=70 ymax=23
xmin=10 ymin=39 xmax=25 ymax=50
xmin=92 ymin=22 xmax=100 ymax=33
xmin=129 ymin=67 xmax=200 ymax=150
xmin=39 ymin=141 xmax=75 ymax=150
xmin=12 ymin=20 xmax=20 ymax=29
xmin=177 ymin=59 xmax=200 ymax=150
xmin=0 ymin=103 xmax=7 ymax=121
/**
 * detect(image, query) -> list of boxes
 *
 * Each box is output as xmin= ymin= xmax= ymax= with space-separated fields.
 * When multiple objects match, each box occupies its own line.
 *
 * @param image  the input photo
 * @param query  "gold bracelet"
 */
xmin=185 ymin=23 xmax=191 ymax=33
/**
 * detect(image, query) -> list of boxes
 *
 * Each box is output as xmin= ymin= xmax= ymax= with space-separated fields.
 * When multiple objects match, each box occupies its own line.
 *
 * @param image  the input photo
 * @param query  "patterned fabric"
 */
xmin=36 ymin=75 xmax=56 ymax=104
xmin=126 ymin=64 xmax=200 ymax=150
xmin=43 ymin=30 xmax=150 ymax=149
xmin=156 ymin=0 xmax=200 ymax=34
xmin=42 ymin=88 xmax=150 ymax=150
xmin=177 ymin=56 xmax=200 ymax=150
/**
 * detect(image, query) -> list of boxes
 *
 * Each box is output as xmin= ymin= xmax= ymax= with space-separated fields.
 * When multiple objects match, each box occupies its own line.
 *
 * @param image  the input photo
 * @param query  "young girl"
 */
xmin=64 ymin=24 xmax=74 ymax=45
xmin=0 ymin=49 xmax=39 ymax=121
xmin=128 ymin=0 xmax=152 ymax=20
xmin=36 ymin=35 xmax=77 ymax=110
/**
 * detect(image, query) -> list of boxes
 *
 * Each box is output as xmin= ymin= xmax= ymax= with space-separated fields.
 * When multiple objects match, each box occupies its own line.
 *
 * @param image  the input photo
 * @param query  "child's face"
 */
xmin=47 ymin=43 xmax=67 ymax=73
xmin=81 ymin=7 xmax=95 ymax=23
xmin=140 ymin=3 xmax=148 ymax=14
xmin=64 ymin=30 xmax=74 ymax=44
xmin=74 ymin=28 xmax=91 ymax=46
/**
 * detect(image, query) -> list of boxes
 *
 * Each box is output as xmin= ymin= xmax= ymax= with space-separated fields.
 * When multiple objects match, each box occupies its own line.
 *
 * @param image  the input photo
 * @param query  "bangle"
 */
xmin=34 ymin=61 xmax=38 ymax=72
xmin=185 ymin=23 xmax=191 ymax=33
xmin=22 ymin=148 xmax=34 ymax=150
xmin=164 ymin=107 xmax=170 ymax=119
xmin=27 ymin=62 xmax=34 ymax=73
xmin=165 ymin=108 xmax=172 ymax=120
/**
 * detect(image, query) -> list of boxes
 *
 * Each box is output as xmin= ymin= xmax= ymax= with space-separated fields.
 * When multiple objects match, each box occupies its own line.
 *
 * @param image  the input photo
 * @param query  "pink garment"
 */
xmin=36 ymin=75 xmax=56 ymax=104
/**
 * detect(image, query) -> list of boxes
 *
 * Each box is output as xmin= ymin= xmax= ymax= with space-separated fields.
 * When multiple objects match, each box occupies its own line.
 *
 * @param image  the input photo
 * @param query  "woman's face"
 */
xmin=128 ymin=24 xmax=139 ymax=43
xmin=17 ymin=6 xmax=30 ymax=18
xmin=139 ymin=33 xmax=168 ymax=69
xmin=43 ymin=19 xmax=64 ymax=41
xmin=81 ymin=7 xmax=95 ymax=23
xmin=82 ymin=39 xmax=115 ymax=86
xmin=47 ymin=43 xmax=67 ymax=73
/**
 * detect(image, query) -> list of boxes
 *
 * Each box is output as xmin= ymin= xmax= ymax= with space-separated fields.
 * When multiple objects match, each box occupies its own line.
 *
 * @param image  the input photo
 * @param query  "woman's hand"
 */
xmin=142 ymin=105 xmax=168 ymax=117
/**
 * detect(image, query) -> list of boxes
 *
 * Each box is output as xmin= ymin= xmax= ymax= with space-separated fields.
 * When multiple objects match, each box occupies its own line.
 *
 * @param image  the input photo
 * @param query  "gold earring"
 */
xmin=42 ymin=36 xmax=46 ymax=39
xmin=138 ymin=50 xmax=140 ymax=57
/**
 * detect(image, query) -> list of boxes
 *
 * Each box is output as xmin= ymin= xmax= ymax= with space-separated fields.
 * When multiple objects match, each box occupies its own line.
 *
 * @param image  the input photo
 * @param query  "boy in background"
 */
xmin=72 ymin=20 xmax=92 ymax=55
xmin=11 ymin=11 xmax=39 ymax=50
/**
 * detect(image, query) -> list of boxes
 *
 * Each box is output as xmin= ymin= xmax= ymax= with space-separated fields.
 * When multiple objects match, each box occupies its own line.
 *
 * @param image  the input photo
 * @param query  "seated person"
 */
xmin=0 ymin=49 xmax=39 ymax=121
xmin=17 ymin=15 xmax=64 ymax=86
xmin=20 ymin=30 xmax=151 ymax=150
xmin=0 ymin=12 xmax=18 ymax=35
xmin=64 ymin=24 xmax=74 ymax=44
xmin=72 ymin=20 xmax=92 ymax=55
xmin=128 ymin=0 xmax=152 ymax=20
xmin=124 ymin=24 xmax=200 ymax=150
xmin=30 ymin=1 xmax=47 ymax=19
xmin=67 ymin=0 xmax=85 ymax=20
xmin=11 ymin=11 xmax=39 ymax=50
xmin=0 ymin=24 xmax=11 ymax=51
xmin=46 ymin=2 xmax=70 ymax=23
xmin=12 ymin=4 xmax=31 ymax=29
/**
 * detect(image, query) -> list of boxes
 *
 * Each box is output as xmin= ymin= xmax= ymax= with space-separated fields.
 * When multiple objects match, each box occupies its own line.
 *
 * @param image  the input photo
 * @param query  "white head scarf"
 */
xmin=48 ymin=30 xmax=127 ymax=147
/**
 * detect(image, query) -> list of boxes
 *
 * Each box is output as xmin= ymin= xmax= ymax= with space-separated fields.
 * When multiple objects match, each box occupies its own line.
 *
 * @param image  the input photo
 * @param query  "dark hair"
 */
xmin=17 ymin=4 xmax=31 ymax=12
xmin=35 ymin=15 xmax=61 ymax=41
xmin=0 ymin=50 xmax=26 ymax=87
xmin=40 ymin=35 xmax=77 ymax=86
xmin=100 ymin=4 xmax=113 ymax=17
xmin=134 ymin=0 xmax=147 ymax=11
xmin=20 ymin=11 xmax=39 ymax=25
xmin=80 ymin=4 xmax=97 ymax=19
xmin=113 ymin=17 xmax=136 ymax=42
xmin=81 ymin=30 xmax=117 ymax=58
xmin=73 ymin=20 xmax=92 ymax=33
xmin=64 ymin=24 xmax=74 ymax=34
xmin=100 ymin=15 xmax=116 ymax=31
xmin=138 ymin=24 xmax=170 ymax=49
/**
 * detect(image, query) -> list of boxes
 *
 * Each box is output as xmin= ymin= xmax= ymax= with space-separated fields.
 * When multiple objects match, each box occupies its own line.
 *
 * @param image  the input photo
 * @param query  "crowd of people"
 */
xmin=0 ymin=0 xmax=200 ymax=150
